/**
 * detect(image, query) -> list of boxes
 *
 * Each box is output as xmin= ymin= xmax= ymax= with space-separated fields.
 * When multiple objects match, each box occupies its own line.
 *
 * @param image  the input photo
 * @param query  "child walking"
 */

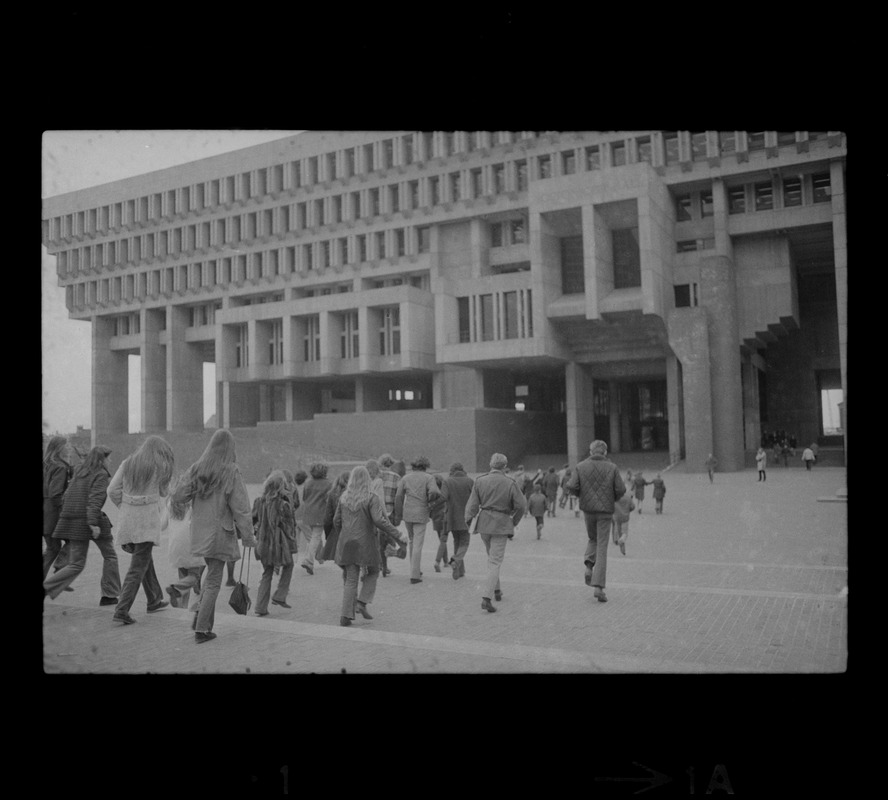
xmin=612 ymin=491 xmax=635 ymax=556
xmin=527 ymin=484 xmax=548 ymax=539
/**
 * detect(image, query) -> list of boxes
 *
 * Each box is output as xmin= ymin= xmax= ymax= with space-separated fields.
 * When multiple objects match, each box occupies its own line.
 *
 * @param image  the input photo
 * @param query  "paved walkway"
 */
xmin=42 ymin=465 xmax=847 ymax=673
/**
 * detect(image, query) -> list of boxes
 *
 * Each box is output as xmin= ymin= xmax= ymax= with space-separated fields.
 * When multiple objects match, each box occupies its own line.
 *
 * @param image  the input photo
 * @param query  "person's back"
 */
xmin=567 ymin=454 xmax=626 ymax=515
xmin=527 ymin=490 xmax=547 ymax=518
xmin=613 ymin=493 xmax=634 ymax=522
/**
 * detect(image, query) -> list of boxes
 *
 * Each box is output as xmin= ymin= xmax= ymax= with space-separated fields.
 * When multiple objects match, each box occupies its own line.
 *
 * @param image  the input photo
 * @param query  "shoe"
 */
xmin=195 ymin=631 xmax=217 ymax=644
xmin=316 ymin=559 xmax=325 ymax=565
xmin=452 ymin=561 xmax=459 ymax=580
xmin=147 ymin=600 xmax=169 ymax=613
xmin=620 ymin=542 xmax=626 ymax=555
xmin=382 ymin=567 xmax=391 ymax=577
xmin=340 ymin=616 xmax=352 ymax=627
xmin=99 ymin=597 xmax=118 ymax=606
xmin=594 ymin=588 xmax=608 ymax=603
xmin=494 ymin=590 xmax=503 ymax=602
xmin=166 ymin=585 xmax=182 ymax=607
xmin=191 ymin=611 xmax=198 ymax=630
xmin=302 ymin=564 xmax=314 ymax=576
xmin=434 ymin=563 xmax=442 ymax=572
xmin=410 ymin=578 xmax=422 ymax=584
xmin=584 ymin=568 xmax=593 ymax=586
xmin=255 ymin=611 xmax=269 ymax=617
xmin=272 ymin=599 xmax=292 ymax=609
xmin=63 ymin=587 xmax=74 ymax=592
xmin=113 ymin=612 xmax=136 ymax=625
xmin=396 ymin=543 xmax=407 ymax=560
xmin=356 ymin=601 xmax=373 ymax=620
xmin=481 ymin=598 xmax=497 ymax=613
xmin=225 ymin=578 xmax=237 ymax=587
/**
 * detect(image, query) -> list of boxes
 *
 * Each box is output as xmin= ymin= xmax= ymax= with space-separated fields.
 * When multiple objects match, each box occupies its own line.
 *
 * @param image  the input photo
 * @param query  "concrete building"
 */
xmin=42 ymin=131 xmax=847 ymax=472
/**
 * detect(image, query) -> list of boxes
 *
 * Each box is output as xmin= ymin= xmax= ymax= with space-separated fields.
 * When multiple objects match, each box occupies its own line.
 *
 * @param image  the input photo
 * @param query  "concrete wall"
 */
xmin=733 ymin=235 xmax=798 ymax=340
xmin=474 ymin=409 xmax=566 ymax=472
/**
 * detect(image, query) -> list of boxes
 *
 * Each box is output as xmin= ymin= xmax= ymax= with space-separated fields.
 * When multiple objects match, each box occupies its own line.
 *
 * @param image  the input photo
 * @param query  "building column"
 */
xmin=830 ymin=159 xmax=848 ymax=462
xmin=91 ymin=315 xmax=128 ymax=443
xmin=741 ymin=357 xmax=761 ymax=454
xmin=140 ymin=307 xmax=166 ymax=432
xmin=166 ymin=305 xmax=204 ymax=431
xmin=699 ymin=255 xmax=745 ymax=471
xmin=433 ymin=366 xmax=484 ymax=409
xmin=608 ymin=380 xmax=621 ymax=453
xmin=667 ymin=308 xmax=714 ymax=473
xmin=565 ymin=362 xmax=595 ymax=468
xmin=666 ymin=355 xmax=682 ymax=464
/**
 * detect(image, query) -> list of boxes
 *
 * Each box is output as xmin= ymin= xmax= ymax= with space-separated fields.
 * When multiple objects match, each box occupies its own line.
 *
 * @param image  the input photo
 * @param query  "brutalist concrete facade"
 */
xmin=42 ymin=131 xmax=847 ymax=472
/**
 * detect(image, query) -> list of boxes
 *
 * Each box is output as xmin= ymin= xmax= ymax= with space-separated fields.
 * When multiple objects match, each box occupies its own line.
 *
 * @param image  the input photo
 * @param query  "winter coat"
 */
xmin=465 ymin=469 xmax=526 ymax=535
xmin=334 ymin=493 xmax=401 ymax=569
xmin=565 ymin=455 xmax=626 ymax=515
xmin=429 ymin=489 xmax=446 ymax=534
xmin=52 ymin=463 xmax=113 ymax=542
xmin=394 ymin=470 xmax=440 ymax=524
xmin=802 ymin=448 xmax=815 ymax=463
xmin=107 ymin=461 xmax=167 ymax=547
xmin=441 ymin=471 xmax=474 ymax=532
xmin=527 ymin=492 xmax=548 ymax=517
xmin=612 ymin=493 xmax=636 ymax=523
xmin=632 ymin=474 xmax=650 ymax=500
xmin=179 ymin=466 xmax=256 ymax=562
xmin=755 ymin=450 xmax=767 ymax=469
xmin=542 ymin=472 xmax=560 ymax=500
xmin=301 ymin=477 xmax=332 ymax=527
xmin=43 ymin=458 xmax=72 ymax=538
xmin=254 ymin=493 xmax=297 ymax=568
xmin=651 ymin=478 xmax=666 ymax=500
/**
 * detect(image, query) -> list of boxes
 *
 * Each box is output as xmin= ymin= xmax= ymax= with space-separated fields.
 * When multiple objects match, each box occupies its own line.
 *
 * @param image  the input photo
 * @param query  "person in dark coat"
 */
xmin=299 ymin=462 xmax=332 ymax=574
xmin=253 ymin=471 xmax=298 ymax=616
xmin=334 ymin=466 xmax=402 ymax=627
xmin=542 ymin=467 xmax=560 ymax=517
xmin=440 ymin=462 xmax=474 ymax=579
xmin=43 ymin=445 xmax=121 ymax=604
xmin=431 ymin=474 xmax=449 ymax=571
xmin=651 ymin=473 xmax=666 ymax=514
xmin=527 ymin=484 xmax=548 ymax=539
xmin=42 ymin=435 xmax=73 ymax=581
xmin=565 ymin=440 xmax=626 ymax=603
xmin=321 ymin=472 xmax=350 ymax=563
xmin=631 ymin=471 xmax=651 ymax=514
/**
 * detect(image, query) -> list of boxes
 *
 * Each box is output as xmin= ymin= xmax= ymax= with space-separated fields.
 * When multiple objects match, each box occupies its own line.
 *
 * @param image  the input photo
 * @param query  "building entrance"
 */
xmin=618 ymin=380 xmax=668 ymax=451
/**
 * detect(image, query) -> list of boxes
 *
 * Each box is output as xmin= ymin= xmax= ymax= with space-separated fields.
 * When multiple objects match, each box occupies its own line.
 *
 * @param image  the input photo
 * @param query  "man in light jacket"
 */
xmin=465 ymin=452 xmax=526 ymax=613
xmin=394 ymin=456 xmax=440 ymax=584
xmin=565 ymin=440 xmax=625 ymax=603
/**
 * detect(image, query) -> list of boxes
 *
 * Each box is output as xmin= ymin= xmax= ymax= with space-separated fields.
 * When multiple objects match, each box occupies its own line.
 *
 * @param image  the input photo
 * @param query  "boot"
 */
xmin=481 ymin=597 xmax=497 ymax=613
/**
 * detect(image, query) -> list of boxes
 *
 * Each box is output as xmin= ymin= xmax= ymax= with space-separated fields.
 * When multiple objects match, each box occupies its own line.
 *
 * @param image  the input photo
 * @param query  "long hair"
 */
xmin=259 ymin=470 xmax=291 ymax=532
xmin=309 ymin=462 xmax=328 ymax=480
xmin=74 ymin=446 xmax=111 ymax=478
xmin=341 ymin=465 xmax=371 ymax=512
xmin=178 ymin=429 xmax=238 ymax=502
xmin=121 ymin=435 xmax=175 ymax=495
xmin=43 ymin=435 xmax=68 ymax=467
xmin=365 ymin=459 xmax=380 ymax=479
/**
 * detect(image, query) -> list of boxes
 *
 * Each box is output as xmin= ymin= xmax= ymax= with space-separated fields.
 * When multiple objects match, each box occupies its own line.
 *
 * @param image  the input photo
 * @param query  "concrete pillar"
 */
xmin=292 ymin=383 xmax=322 ymax=420
xmin=140 ymin=307 xmax=166 ymax=432
xmin=667 ymin=307 xmax=714 ymax=473
xmin=608 ymin=380 xmax=621 ymax=453
xmin=741 ymin=357 xmax=761 ymax=454
xmin=91 ymin=315 xmax=128 ymax=442
xmin=565 ymin=362 xmax=595 ymax=468
xmin=666 ymin=355 xmax=682 ymax=464
xmin=166 ymin=305 xmax=203 ymax=431
xmin=433 ymin=366 xmax=485 ymax=409
xmin=224 ymin=381 xmax=260 ymax=428
xmin=699 ymin=255 xmax=745 ymax=471
xmin=830 ymin=159 xmax=847 ymax=462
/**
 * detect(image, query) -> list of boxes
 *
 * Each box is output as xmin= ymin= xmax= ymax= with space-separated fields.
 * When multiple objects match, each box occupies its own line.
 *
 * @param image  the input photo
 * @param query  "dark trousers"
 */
xmin=115 ymin=542 xmax=164 ymax=614
xmin=582 ymin=513 xmax=612 ymax=589
xmin=434 ymin=529 xmax=450 ymax=564
xmin=43 ymin=537 xmax=121 ymax=600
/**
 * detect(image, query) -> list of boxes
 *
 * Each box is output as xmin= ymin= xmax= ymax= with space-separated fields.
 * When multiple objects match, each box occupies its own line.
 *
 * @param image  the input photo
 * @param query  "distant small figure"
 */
xmin=755 ymin=447 xmax=767 ymax=482
xmin=632 ymin=471 xmax=651 ymax=513
xmin=802 ymin=446 xmax=816 ymax=471
xmin=542 ymin=467 xmax=560 ymax=517
xmin=651 ymin=473 xmax=666 ymax=514
xmin=705 ymin=454 xmax=717 ymax=483
xmin=611 ymin=491 xmax=635 ymax=556
xmin=527 ymin=484 xmax=547 ymax=539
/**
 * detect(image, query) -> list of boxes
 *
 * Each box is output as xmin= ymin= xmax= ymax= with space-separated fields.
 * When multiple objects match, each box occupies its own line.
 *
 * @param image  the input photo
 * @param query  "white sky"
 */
xmin=41 ymin=130 xmax=304 ymax=434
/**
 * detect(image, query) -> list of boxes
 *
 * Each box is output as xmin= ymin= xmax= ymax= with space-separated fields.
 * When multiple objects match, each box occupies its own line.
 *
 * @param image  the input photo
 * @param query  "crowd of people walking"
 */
xmin=44 ymin=428 xmax=681 ymax=644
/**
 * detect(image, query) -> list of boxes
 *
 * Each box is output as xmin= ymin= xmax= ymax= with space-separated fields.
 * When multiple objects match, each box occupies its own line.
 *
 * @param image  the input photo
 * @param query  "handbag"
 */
xmin=228 ymin=547 xmax=252 ymax=615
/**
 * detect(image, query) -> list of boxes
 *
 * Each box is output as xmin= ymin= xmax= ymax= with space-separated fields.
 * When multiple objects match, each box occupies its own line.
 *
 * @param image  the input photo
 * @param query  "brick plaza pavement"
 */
xmin=42 ymin=465 xmax=847 ymax=673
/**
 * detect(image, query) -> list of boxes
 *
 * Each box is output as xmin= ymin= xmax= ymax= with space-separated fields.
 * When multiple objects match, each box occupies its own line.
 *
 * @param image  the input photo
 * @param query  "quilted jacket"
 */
xmin=565 ymin=455 xmax=626 ymax=515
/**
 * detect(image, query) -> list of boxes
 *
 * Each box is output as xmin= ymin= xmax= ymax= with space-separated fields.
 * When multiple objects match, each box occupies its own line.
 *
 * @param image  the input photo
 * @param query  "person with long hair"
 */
xmin=43 ymin=446 xmax=121 ymax=604
xmin=333 ymin=466 xmax=402 ymax=627
xmin=42 ymin=435 xmax=73 ymax=581
xmin=171 ymin=429 xmax=256 ymax=644
xmin=253 ymin=470 xmax=298 ymax=616
xmin=321 ymin=471 xmax=350 ymax=562
xmin=107 ymin=435 xmax=176 ymax=624
xmin=299 ymin=462 xmax=332 ymax=574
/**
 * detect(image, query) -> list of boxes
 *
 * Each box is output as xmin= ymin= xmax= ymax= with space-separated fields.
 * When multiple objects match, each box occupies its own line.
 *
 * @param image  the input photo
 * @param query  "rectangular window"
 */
xmin=395 ymin=229 xmax=406 ymax=257
xmin=304 ymin=316 xmax=320 ymax=362
xmin=379 ymin=307 xmax=401 ymax=355
xmin=728 ymin=186 xmax=746 ymax=214
xmin=235 ymin=324 xmax=249 ymax=368
xmin=611 ymin=141 xmax=626 ymax=167
xmin=718 ymin=131 xmax=736 ymax=155
xmin=561 ymin=150 xmax=576 ymax=175
xmin=516 ymin=160 xmax=528 ymax=190
xmin=490 ymin=223 xmax=504 ymax=248
xmin=677 ymin=240 xmax=698 ymax=252
xmin=560 ymin=235 xmax=585 ymax=294
xmin=812 ymin=173 xmax=831 ymax=203
xmin=503 ymin=291 xmax=519 ymax=339
xmin=493 ymin=164 xmax=506 ymax=193
xmin=375 ymin=231 xmax=386 ymax=259
xmin=429 ymin=176 xmax=440 ymax=205
xmin=674 ymin=284 xmax=691 ymax=307
xmin=383 ymin=139 xmax=394 ymax=168
xmin=783 ymin=177 xmax=802 ymax=207
xmin=664 ymin=133 xmax=680 ymax=165
xmin=417 ymin=226 xmax=431 ymax=254
xmin=538 ymin=155 xmax=551 ymax=179
xmin=586 ymin=146 xmax=601 ymax=171
xmin=457 ymin=297 xmax=471 ymax=343
xmin=479 ymin=294 xmax=494 ymax=341
xmin=409 ymin=180 xmax=420 ymax=208
xmin=403 ymin=136 xmax=414 ymax=164
xmin=690 ymin=132 xmax=707 ymax=161
xmin=357 ymin=235 xmax=367 ymax=262
xmin=636 ymin=136 xmax=652 ymax=164
xmin=389 ymin=187 xmax=400 ymax=213
xmin=269 ymin=320 xmax=283 ymax=364
xmin=340 ymin=311 xmax=359 ymax=358
xmin=471 ymin=169 xmax=483 ymax=197
xmin=510 ymin=218 xmax=527 ymax=244
xmin=777 ymin=131 xmax=796 ymax=147
xmin=754 ymin=182 xmax=773 ymax=211
xmin=612 ymin=228 xmax=641 ymax=289
xmin=676 ymin=194 xmax=693 ymax=221
xmin=747 ymin=131 xmax=766 ymax=151
xmin=700 ymin=191 xmax=713 ymax=217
